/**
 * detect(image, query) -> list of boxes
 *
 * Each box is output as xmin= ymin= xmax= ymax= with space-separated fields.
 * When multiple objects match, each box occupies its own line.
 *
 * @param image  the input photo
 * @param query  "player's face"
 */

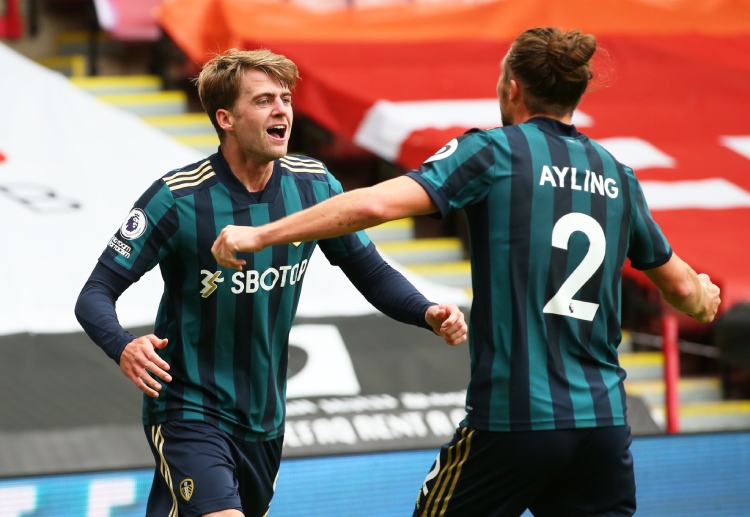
xmin=497 ymin=56 xmax=514 ymax=126
xmin=228 ymin=69 xmax=293 ymax=163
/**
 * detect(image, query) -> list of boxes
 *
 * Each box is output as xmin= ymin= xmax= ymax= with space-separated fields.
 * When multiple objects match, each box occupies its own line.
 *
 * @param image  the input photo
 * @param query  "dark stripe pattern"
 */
xmin=99 ymin=153 xmax=371 ymax=440
xmin=411 ymin=118 xmax=671 ymax=431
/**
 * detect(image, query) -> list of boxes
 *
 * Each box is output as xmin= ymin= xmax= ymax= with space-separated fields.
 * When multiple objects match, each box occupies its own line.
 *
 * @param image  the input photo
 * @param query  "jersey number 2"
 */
xmin=542 ymin=213 xmax=606 ymax=321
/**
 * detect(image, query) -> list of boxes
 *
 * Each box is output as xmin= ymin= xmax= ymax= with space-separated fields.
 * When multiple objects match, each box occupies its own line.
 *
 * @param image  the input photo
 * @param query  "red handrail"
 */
xmin=0 ymin=0 xmax=23 ymax=39
xmin=662 ymin=315 xmax=680 ymax=433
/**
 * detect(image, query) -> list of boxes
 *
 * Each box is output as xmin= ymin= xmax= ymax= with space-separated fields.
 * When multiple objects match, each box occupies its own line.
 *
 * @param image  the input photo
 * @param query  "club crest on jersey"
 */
xmin=424 ymin=138 xmax=458 ymax=164
xmin=120 ymin=208 xmax=148 ymax=240
xmin=200 ymin=270 xmax=224 ymax=298
xmin=179 ymin=478 xmax=194 ymax=501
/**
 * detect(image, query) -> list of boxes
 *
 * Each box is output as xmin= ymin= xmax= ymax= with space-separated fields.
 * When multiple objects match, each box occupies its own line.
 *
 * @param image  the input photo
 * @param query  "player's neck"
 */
xmin=519 ymin=110 xmax=572 ymax=125
xmin=220 ymin=143 xmax=275 ymax=193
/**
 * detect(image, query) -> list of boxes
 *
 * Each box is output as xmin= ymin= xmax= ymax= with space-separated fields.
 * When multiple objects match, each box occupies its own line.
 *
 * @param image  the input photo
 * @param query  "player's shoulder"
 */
xmin=159 ymin=156 xmax=219 ymax=198
xmin=460 ymin=126 xmax=501 ymax=137
xmin=585 ymin=137 xmax=636 ymax=176
xmin=458 ymin=126 xmax=507 ymax=144
xmin=278 ymin=154 xmax=328 ymax=176
xmin=444 ymin=126 xmax=505 ymax=154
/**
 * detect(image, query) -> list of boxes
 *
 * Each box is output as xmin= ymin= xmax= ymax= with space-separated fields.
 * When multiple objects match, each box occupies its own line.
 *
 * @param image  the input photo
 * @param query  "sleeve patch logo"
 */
xmin=423 ymin=138 xmax=458 ymax=164
xmin=120 ymin=208 xmax=148 ymax=240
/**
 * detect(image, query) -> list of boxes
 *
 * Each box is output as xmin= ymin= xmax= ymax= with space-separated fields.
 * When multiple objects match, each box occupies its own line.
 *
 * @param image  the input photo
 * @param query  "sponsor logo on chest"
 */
xmin=200 ymin=259 xmax=309 ymax=298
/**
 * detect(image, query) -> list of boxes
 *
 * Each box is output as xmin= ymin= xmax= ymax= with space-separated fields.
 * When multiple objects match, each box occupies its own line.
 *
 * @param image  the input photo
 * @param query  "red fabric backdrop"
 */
xmin=157 ymin=0 xmax=750 ymax=313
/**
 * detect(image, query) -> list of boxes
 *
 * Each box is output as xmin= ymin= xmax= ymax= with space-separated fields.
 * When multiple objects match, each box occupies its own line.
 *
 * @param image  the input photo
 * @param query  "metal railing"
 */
xmin=627 ymin=316 xmax=720 ymax=434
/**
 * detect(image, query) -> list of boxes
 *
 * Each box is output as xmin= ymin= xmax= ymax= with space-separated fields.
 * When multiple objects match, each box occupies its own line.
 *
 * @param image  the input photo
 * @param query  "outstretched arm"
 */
xmin=212 ymin=176 xmax=436 ymax=270
xmin=643 ymin=253 xmax=721 ymax=323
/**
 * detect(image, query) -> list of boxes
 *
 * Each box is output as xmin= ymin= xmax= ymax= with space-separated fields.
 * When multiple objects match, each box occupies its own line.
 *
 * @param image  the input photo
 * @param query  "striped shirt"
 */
xmin=407 ymin=117 xmax=671 ymax=431
xmin=99 ymin=152 xmax=374 ymax=440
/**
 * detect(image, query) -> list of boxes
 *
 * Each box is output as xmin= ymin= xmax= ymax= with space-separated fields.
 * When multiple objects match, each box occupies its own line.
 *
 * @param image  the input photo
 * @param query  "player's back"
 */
xmin=461 ymin=117 xmax=670 ymax=431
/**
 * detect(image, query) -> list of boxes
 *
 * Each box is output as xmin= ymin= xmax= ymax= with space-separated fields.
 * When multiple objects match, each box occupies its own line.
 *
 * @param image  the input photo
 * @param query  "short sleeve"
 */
xmin=627 ymin=180 xmax=672 ymax=270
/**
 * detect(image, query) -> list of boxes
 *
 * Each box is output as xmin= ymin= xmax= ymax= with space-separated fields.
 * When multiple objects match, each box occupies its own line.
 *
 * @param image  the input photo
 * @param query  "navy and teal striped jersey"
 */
xmin=407 ymin=116 xmax=672 ymax=432
xmin=98 ymin=152 xmax=374 ymax=441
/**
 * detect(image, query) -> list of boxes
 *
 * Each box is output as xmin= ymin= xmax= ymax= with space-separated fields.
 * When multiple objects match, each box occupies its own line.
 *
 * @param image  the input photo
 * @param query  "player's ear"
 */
xmin=509 ymin=79 xmax=520 ymax=103
xmin=216 ymin=109 xmax=234 ymax=131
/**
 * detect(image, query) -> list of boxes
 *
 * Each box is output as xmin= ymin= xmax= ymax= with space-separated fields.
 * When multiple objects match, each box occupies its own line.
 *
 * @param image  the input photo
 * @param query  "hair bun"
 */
xmin=547 ymin=31 xmax=596 ymax=79
xmin=505 ymin=27 xmax=599 ymax=115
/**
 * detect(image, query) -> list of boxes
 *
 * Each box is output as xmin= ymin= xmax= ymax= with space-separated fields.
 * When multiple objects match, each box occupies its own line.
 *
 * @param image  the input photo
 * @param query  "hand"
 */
xmin=211 ymin=225 xmax=263 ymax=270
xmin=119 ymin=335 xmax=171 ymax=398
xmin=694 ymin=273 xmax=721 ymax=323
xmin=425 ymin=304 xmax=468 ymax=346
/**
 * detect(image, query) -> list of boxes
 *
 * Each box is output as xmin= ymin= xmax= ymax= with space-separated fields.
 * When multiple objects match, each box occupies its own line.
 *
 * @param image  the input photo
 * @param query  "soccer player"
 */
xmin=211 ymin=28 xmax=721 ymax=516
xmin=75 ymin=48 xmax=467 ymax=517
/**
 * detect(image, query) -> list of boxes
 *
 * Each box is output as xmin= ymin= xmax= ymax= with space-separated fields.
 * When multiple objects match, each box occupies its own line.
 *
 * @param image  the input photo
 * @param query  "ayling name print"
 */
xmin=539 ymin=165 xmax=619 ymax=199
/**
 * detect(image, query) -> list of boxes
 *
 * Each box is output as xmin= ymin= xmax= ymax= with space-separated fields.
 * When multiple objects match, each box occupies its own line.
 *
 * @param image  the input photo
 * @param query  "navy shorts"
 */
xmin=144 ymin=420 xmax=283 ymax=517
xmin=414 ymin=425 xmax=636 ymax=517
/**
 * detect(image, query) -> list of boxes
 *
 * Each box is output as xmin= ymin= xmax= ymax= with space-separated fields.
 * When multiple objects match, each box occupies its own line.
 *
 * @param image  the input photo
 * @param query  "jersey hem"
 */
xmin=463 ymin=417 xmax=628 ymax=432
xmin=144 ymin=411 xmax=284 ymax=442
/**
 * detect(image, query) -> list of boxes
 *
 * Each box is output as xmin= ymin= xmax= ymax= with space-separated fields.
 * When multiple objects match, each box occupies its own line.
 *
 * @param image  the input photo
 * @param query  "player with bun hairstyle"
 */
xmin=503 ymin=28 xmax=597 ymax=120
xmin=212 ymin=29 xmax=720 ymax=516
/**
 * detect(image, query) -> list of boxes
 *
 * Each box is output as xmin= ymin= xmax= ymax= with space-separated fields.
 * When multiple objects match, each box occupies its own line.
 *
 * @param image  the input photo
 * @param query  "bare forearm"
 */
xmin=258 ymin=187 xmax=385 ymax=248
xmin=212 ymin=177 xmax=437 ymax=269
xmin=644 ymin=253 xmax=721 ymax=322
xmin=657 ymin=271 xmax=702 ymax=315
xmin=258 ymin=176 xmax=437 ymax=247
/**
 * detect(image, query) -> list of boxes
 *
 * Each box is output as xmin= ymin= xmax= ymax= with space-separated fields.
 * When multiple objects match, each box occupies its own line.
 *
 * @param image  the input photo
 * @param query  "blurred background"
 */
xmin=1 ymin=0 xmax=750 ymax=515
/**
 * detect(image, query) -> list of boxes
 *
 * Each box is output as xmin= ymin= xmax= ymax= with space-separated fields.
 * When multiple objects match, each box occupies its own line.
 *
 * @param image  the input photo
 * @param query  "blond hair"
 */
xmin=194 ymin=48 xmax=300 ymax=138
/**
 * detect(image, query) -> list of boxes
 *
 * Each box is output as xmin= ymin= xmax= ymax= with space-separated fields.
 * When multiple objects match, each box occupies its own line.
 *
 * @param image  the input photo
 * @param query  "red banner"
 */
xmin=155 ymin=0 xmax=750 ymax=312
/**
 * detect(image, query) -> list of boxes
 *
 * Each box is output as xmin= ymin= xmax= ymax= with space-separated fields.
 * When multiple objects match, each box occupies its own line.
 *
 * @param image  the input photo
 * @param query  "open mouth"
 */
xmin=267 ymin=125 xmax=287 ymax=140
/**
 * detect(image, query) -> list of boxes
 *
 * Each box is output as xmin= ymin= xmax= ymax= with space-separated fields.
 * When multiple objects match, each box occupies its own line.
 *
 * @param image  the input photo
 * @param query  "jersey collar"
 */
xmin=210 ymin=149 xmax=281 ymax=205
xmin=525 ymin=116 xmax=581 ymax=138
